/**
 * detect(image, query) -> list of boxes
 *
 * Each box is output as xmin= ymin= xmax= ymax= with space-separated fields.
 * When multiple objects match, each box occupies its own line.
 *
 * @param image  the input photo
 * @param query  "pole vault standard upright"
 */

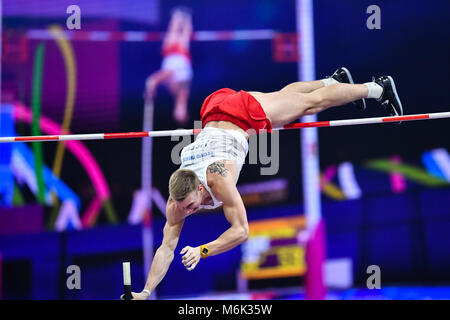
xmin=1 ymin=112 xmax=449 ymax=143
xmin=297 ymin=0 xmax=323 ymax=301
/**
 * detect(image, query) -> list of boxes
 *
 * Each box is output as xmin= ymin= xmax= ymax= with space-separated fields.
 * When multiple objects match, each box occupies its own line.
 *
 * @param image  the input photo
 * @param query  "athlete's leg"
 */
xmin=247 ymin=81 xmax=324 ymax=97
xmin=302 ymin=83 xmax=368 ymax=115
xmin=249 ymin=83 xmax=368 ymax=128
xmin=250 ymin=80 xmax=327 ymax=96
xmin=145 ymin=69 xmax=174 ymax=99
xmin=171 ymin=81 xmax=190 ymax=124
xmin=249 ymin=68 xmax=348 ymax=96
xmin=248 ymin=66 xmax=402 ymax=128
xmin=279 ymin=80 xmax=325 ymax=94
xmin=252 ymin=70 xmax=356 ymax=96
xmin=268 ymin=67 xmax=368 ymax=95
xmin=277 ymin=68 xmax=368 ymax=109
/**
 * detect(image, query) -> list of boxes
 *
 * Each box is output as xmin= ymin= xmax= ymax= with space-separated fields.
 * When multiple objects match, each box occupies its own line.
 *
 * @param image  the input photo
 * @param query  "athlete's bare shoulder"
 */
xmin=206 ymin=160 xmax=239 ymax=191
xmin=206 ymin=161 xmax=242 ymax=207
xmin=207 ymin=161 xmax=230 ymax=178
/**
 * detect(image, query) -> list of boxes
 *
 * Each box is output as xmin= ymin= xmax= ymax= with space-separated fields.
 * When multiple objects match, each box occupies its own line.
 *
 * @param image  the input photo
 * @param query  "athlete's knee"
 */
xmin=146 ymin=75 xmax=157 ymax=87
xmin=303 ymin=106 xmax=322 ymax=115
xmin=304 ymin=92 xmax=326 ymax=109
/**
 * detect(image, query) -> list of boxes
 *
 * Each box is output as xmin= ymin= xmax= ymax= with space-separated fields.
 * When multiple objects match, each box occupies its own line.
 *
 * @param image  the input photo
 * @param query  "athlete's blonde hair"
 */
xmin=169 ymin=169 xmax=200 ymax=201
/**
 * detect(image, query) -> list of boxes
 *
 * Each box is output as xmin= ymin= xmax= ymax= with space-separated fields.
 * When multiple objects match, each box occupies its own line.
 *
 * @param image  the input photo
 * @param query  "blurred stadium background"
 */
xmin=0 ymin=0 xmax=450 ymax=300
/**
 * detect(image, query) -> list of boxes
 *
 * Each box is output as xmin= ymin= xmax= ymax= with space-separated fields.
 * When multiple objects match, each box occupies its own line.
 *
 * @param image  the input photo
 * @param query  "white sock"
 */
xmin=364 ymin=82 xmax=383 ymax=99
xmin=321 ymin=77 xmax=339 ymax=87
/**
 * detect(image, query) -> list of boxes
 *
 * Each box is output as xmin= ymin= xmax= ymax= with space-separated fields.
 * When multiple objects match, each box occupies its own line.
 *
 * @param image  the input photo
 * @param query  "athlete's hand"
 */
xmin=120 ymin=290 xmax=150 ymax=300
xmin=180 ymin=246 xmax=201 ymax=271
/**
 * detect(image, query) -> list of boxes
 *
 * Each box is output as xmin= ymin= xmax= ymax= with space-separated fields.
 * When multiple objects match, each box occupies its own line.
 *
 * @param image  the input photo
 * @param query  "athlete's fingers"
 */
xmin=184 ymin=256 xmax=196 ymax=266
xmin=187 ymin=262 xmax=198 ymax=271
xmin=183 ymin=254 xmax=196 ymax=265
xmin=180 ymin=246 xmax=190 ymax=255
xmin=182 ymin=249 xmax=191 ymax=257
xmin=186 ymin=253 xmax=200 ymax=267
xmin=182 ymin=251 xmax=192 ymax=260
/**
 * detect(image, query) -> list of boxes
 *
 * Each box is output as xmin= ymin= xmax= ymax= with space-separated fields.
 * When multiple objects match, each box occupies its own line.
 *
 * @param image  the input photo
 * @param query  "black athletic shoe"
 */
xmin=331 ymin=67 xmax=366 ymax=111
xmin=373 ymin=76 xmax=403 ymax=118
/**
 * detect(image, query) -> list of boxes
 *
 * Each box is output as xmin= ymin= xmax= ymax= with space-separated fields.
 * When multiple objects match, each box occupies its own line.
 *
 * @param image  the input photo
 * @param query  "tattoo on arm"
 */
xmin=208 ymin=161 xmax=229 ymax=177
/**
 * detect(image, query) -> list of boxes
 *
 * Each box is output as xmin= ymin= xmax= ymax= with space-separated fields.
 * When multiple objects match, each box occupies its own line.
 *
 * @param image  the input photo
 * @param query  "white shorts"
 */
xmin=161 ymin=54 xmax=193 ymax=82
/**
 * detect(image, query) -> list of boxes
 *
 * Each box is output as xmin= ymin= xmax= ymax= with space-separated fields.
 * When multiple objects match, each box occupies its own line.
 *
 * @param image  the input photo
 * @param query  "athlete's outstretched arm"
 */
xmin=143 ymin=219 xmax=184 ymax=292
xmin=205 ymin=182 xmax=249 ymax=255
xmin=180 ymin=163 xmax=249 ymax=271
xmin=121 ymin=201 xmax=184 ymax=300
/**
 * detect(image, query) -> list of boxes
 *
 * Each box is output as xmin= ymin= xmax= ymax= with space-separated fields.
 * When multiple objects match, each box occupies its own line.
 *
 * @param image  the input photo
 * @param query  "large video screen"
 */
xmin=240 ymin=215 xmax=307 ymax=282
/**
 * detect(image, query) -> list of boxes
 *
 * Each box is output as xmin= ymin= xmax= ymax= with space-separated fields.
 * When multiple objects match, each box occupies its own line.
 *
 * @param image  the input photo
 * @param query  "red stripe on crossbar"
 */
xmin=104 ymin=132 xmax=149 ymax=139
xmin=15 ymin=135 xmax=59 ymax=141
xmin=283 ymin=121 xmax=331 ymax=129
xmin=71 ymin=32 xmax=90 ymax=41
xmin=382 ymin=114 xmax=430 ymax=122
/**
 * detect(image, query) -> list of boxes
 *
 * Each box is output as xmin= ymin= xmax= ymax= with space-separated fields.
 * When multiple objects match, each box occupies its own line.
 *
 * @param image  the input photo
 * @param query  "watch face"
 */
xmin=202 ymin=247 xmax=208 ymax=254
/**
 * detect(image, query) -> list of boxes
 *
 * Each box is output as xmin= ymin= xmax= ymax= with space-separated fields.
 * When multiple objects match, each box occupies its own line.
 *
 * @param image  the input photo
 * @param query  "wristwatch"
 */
xmin=200 ymin=245 xmax=209 ymax=259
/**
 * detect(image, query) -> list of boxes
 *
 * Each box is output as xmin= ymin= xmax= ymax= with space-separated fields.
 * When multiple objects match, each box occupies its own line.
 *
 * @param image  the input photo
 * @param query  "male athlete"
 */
xmin=123 ymin=68 xmax=403 ymax=299
xmin=145 ymin=7 xmax=193 ymax=124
